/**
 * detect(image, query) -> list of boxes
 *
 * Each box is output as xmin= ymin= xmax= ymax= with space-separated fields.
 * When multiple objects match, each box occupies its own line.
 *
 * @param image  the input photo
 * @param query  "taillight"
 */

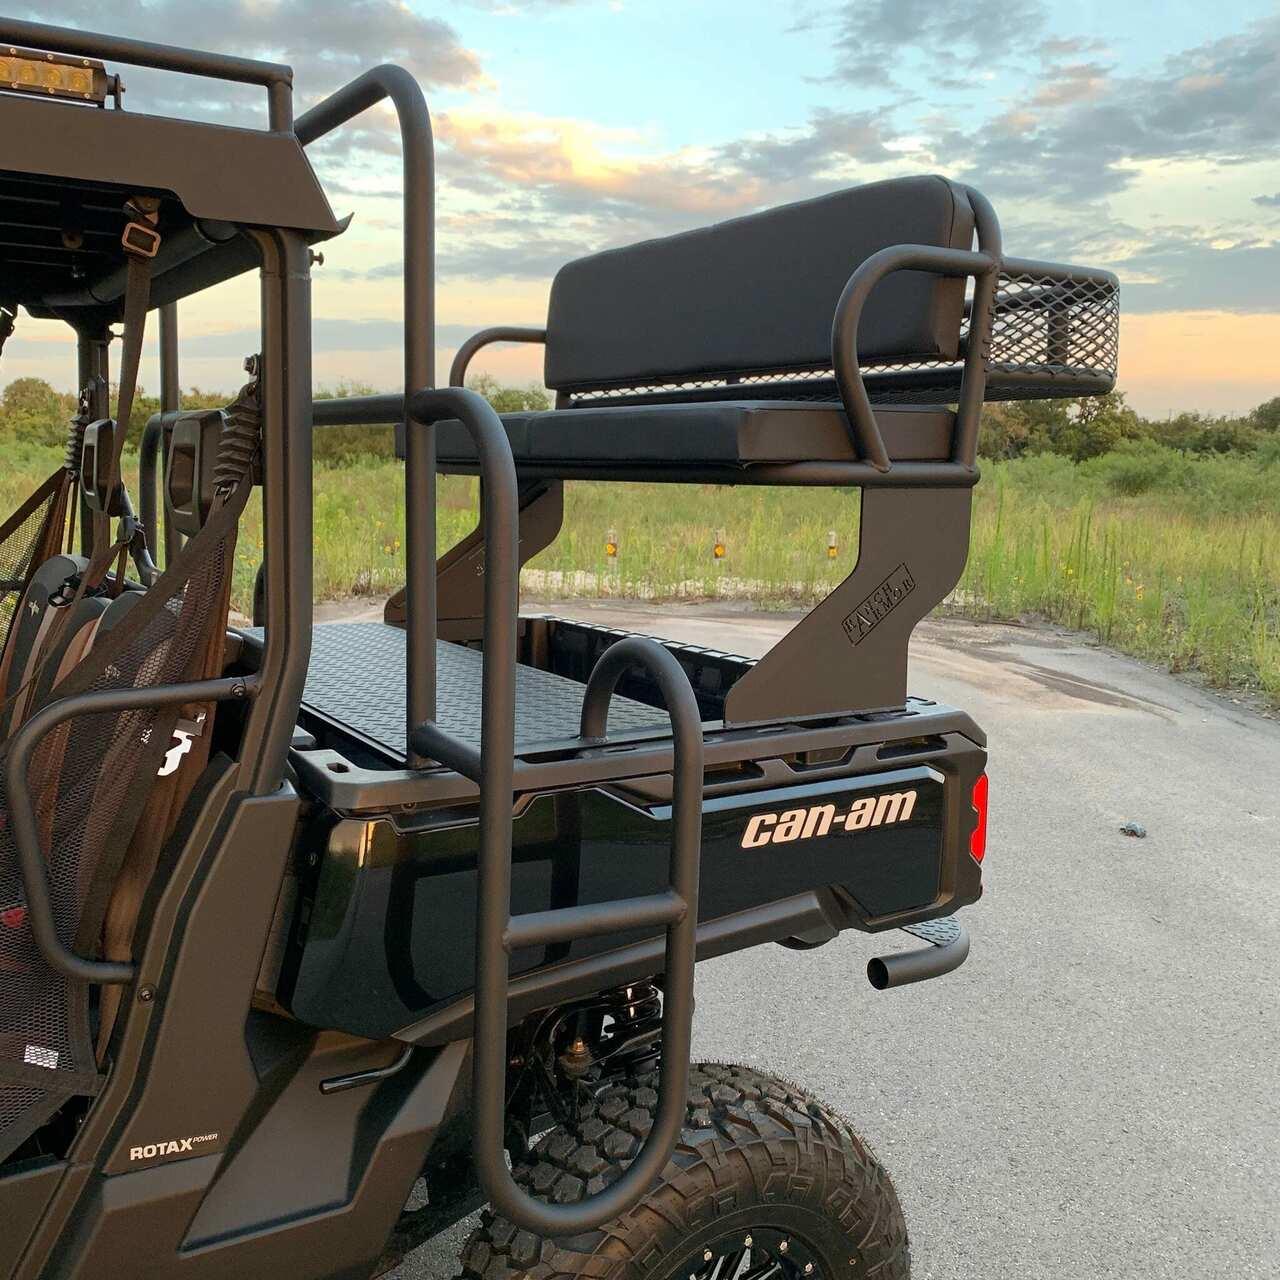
xmin=969 ymin=772 xmax=988 ymax=863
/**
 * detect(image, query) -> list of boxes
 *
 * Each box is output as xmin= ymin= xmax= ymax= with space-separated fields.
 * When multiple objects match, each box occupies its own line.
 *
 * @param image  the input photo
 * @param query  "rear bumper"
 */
xmin=278 ymin=708 xmax=985 ymax=1041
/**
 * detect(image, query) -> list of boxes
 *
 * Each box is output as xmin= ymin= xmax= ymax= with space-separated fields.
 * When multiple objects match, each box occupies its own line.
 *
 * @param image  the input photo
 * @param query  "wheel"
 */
xmin=456 ymin=1062 xmax=910 ymax=1280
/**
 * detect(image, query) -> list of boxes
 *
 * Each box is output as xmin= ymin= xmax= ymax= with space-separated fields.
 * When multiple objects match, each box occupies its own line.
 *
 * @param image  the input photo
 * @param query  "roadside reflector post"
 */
xmin=605 ymin=527 xmax=619 ymax=576
xmin=713 ymin=530 xmax=726 ymax=560
xmin=827 ymin=529 xmax=838 ymax=559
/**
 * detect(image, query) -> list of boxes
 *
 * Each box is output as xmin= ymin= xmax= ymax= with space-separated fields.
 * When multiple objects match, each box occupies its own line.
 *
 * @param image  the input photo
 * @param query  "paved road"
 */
xmin=393 ymin=605 xmax=1280 ymax=1280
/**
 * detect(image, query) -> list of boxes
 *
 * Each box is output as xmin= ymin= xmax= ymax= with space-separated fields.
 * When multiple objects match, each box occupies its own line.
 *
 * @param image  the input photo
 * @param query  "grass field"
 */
xmin=2 ymin=439 xmax=1276 ymax=709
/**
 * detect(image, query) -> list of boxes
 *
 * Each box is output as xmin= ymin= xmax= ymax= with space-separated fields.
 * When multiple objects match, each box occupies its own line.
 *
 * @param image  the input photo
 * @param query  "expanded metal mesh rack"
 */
xmin=566 ymin=258 xmax=1118 ymax=408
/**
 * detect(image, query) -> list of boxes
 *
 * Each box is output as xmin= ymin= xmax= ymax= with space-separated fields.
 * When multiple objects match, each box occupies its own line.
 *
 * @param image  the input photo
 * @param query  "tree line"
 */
xmin=2 ymin=371 xmax=1275 ymax=465
xmin=978 ymin=391 xmax=1280 ymax=461
xmin=0 ymin=371 xmax=550 ymax=462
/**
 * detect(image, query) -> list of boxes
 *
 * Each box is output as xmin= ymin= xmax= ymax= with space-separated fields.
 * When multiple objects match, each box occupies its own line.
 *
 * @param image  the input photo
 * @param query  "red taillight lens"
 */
xmin=969 ymin=772 xmax=988 ymax=863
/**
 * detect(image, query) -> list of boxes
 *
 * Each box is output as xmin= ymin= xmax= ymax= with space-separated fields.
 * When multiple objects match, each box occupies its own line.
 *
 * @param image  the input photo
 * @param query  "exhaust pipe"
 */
xmin=867 ymin=917 xmax=969 ymax=990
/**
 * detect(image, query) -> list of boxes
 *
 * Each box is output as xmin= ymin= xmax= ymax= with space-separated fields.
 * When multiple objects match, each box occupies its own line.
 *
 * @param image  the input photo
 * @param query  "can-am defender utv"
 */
xmin=0 ymin=19 xmax=1119 ymax=1280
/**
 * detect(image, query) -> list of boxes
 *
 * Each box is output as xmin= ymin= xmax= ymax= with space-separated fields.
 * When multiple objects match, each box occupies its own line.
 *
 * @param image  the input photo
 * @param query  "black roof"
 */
xmin=0 ymin=93 xmax=341 ymax=324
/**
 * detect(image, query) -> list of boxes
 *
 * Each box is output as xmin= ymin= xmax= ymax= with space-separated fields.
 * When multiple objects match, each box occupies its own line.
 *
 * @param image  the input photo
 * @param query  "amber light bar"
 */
xmin=0 ymin=45 xmax=111 ymax=104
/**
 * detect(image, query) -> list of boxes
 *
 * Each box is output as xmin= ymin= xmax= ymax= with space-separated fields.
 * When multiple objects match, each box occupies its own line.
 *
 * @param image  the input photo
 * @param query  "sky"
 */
xmin=5 ymin=0 xmax=1279 ymax=417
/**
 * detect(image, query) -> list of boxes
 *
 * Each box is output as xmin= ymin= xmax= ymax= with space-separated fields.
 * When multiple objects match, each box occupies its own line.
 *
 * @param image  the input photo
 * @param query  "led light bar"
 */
xmin=0 ymin=45 xmax=111 ymax=105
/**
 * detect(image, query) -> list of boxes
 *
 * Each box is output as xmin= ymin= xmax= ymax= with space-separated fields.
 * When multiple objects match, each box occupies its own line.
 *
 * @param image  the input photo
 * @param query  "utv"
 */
xmin=0 ymin=18 xmax=1119 ymax=1280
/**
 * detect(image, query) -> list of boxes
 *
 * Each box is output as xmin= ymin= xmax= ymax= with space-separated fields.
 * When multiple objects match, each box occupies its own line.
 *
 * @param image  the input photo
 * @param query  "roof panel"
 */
xmin=0 ymin=96 xmax=337 ymax=233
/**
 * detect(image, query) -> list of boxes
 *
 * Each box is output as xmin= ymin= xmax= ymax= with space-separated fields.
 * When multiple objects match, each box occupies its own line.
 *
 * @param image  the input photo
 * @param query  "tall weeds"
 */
xmin=0 ymin=442 xmax=1274 ymax=708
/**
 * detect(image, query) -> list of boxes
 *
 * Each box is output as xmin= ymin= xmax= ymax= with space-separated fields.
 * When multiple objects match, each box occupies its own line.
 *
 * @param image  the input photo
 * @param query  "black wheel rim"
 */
xmin=687 ymin=1226 xmax=824 ymax=1280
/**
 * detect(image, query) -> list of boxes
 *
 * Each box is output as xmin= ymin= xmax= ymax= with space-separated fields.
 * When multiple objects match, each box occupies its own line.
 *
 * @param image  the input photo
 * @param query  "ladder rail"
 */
xmin=476 ymin=635 xmax=704 ymax=1238
xmin=406 ymin=386 xmax=704 ymax=1236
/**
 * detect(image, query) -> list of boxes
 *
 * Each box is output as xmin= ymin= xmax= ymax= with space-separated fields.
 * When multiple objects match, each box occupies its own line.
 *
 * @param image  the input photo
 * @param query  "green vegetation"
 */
xmin=1 ymin=377 xmax=1276 ymax=708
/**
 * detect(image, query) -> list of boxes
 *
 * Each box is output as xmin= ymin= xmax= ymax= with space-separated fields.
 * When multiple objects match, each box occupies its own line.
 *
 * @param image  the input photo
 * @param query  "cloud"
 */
xmin=1030 ymin=60 xmax=1111 ymax=109
xmin=418 ymin=105 xmax=907 ymax=281
xmin=460 ymin=0 xmax=586 ymax=7
xmin=824 ymin=0 xmax=1048 ymax=88
xmin=716 ymin=108 xmax=895 ymax=182
xmin=440 ymin=231 xmax=595 ymax=281
xmin=24 ymin=1 xmax=484 ymax=123
xmin=1116 ymin=232 xmax=1280 ymax=314
xmin=321 ymin=179 xmax=403 ymax=201
xmin=436 ymin=106 xmax=897 ymax=223
xmin=1254 ymin=193 xmax=1280 ymax=208
xmin=1036 ymin=36 xmax=1108 ymax=59
xmin=936 ymin=14 xmax=1280 ymax=203
xmin=172 ymin=319 xmax=490 ymax=358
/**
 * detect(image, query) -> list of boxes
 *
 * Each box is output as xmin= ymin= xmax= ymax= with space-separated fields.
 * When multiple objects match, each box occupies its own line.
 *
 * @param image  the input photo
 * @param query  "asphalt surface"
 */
xmin=392 ymin=604 xmax=1280 ymax=1280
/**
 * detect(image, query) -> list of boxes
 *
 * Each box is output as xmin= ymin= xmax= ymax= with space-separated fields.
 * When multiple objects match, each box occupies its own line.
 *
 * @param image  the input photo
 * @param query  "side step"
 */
xmin=471 ymin=635 xmax=703 ymax=1238
xmin=402 ymin=384 xmax=705 ymax=1240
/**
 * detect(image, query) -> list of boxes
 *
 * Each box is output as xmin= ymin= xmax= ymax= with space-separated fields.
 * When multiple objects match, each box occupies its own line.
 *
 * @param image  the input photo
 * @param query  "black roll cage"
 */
xmin=2 ymin=15 xmax=1020 ymax=1237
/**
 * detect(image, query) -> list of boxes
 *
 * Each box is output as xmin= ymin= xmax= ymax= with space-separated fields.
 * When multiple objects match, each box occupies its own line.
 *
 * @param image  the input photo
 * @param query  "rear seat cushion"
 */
xmin=434 ymin=401 xmax=954 ymax=470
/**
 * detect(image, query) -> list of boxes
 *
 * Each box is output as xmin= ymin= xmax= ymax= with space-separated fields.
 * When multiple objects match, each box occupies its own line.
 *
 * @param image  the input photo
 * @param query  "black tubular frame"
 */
xmin=294 ymin=68 xmax=438 ymax=760
xmin=139 ymin=300 xmax=186 ymax=567
xmin=5 ymin=676 xmax=252 ymax=984
xmin=831 ymin=184 xmax=1002 ymax=473
xmin=138 ymin=413 xmax=172 ymax=568
xmin=159 ymin=303 xmax=182 ymax=566
xmin=448 ymin=326 xmax=548 ymax=389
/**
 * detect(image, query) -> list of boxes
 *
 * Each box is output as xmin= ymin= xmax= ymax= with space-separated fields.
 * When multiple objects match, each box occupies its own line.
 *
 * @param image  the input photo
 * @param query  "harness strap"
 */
xmin=0 ymin=201 xmax=162 ymax=738
xmin=88 ymin=202 xmax=160 ymax=561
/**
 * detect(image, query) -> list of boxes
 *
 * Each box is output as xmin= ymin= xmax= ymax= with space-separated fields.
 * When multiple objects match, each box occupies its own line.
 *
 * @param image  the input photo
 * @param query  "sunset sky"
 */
xmin=7 ymin=0 xmax=1279 ymax=417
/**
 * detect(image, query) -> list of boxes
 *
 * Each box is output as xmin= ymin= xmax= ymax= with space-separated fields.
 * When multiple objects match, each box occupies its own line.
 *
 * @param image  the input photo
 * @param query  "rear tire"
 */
xmin=456 ymin=1062 xmax=910 ymax=1280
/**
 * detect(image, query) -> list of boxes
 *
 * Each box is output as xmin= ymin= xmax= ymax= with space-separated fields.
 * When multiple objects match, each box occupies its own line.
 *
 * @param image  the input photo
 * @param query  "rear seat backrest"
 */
xmin=543 ymin=175 xmax=975 ymax=394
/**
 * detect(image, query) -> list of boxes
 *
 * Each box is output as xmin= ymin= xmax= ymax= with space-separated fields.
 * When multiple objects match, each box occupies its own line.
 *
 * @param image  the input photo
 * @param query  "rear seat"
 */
xmin=425 ymin=174 xmax=975 ymax=474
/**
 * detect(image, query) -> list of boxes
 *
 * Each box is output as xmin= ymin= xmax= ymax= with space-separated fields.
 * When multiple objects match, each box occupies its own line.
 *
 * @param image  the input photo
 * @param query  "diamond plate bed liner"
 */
xmin=282 ymin=621 xmax=671 ymax=762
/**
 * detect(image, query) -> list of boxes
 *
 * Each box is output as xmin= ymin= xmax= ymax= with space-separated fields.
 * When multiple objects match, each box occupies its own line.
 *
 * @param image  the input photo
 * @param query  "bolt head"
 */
xmin=137 ymin=985 xmax=156 ymax=1003
xmin=804 ymin=1264 xmax=814 ymax=1275
xmin=744 ymin=1236 xmax=753 ymax=1248
xmin=779 ymin=1241 xmax=789 ymax=1254
xmin=704 ymin=1250 xmax=714 ymax=1262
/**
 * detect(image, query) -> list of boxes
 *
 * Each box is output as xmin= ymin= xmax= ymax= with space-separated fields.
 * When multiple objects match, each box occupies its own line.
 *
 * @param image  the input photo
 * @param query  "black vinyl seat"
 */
xmin=436 ymin=401 xmax=954 ymax=471
xmin=387 ymin=174 xmax=1116 ymax=477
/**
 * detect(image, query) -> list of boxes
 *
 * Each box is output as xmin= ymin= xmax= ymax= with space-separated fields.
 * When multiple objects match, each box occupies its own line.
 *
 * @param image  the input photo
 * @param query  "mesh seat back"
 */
xmin=0 ymin=459 xmax=250 ymax=1162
